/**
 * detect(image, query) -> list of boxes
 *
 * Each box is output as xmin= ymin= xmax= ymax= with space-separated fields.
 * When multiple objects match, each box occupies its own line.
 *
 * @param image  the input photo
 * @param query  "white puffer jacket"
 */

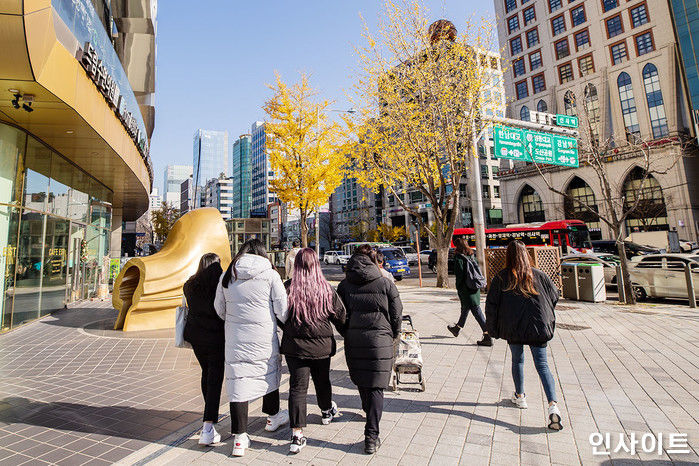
xmin=214 ymin=254 xmax=288 ymax=402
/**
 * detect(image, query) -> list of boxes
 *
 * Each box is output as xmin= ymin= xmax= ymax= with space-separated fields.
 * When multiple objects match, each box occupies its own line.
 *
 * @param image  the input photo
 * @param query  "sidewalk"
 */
xmin=0 ymin=288 xmax=697 ymax=465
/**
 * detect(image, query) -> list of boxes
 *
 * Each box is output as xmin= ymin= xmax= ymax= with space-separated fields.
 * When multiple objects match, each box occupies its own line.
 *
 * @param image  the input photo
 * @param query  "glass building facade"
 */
xmin=193 ymin=130 xmax=229 ymax=206
xmin=0 ymin=122 xmax=113 ymax=332
xmin=231 ymin=135 xmax=252 ymax=218
xmin=250 ymin=121 xmax=277 ymax=217
xmin=669 ymin=0 xmax=699 ymax=129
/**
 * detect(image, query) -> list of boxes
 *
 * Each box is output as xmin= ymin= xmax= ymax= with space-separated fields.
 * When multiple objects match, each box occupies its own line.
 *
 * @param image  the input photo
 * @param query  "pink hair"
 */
xmin=287 ymin=248 xmax=334 ymax=329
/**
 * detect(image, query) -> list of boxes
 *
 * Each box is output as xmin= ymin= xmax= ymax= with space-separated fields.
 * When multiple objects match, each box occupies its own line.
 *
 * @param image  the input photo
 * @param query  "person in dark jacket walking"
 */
xmin=337 ymin=244 xmax=403 ymax=454
xmin=447 ymin=237 xmax=491 ymax=346
xmin=183 ymin=253 xmax=225 ymax=446
xmin=485 ymin=240 xmax=563 ymax=431
xmin=281 ymin=248 xmax=346 ymax=454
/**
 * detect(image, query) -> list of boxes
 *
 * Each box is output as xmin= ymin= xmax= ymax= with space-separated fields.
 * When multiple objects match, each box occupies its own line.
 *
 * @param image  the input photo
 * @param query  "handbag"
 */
xmin=174 ymin=301 xmax=191 ymax=348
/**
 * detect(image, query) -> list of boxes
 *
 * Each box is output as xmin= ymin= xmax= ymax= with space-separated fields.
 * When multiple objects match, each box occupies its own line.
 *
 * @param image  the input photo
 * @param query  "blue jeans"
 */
xmin=457 ymin=304 xmax=487 ymax=332
xmin=509 ymin=344 xmax=557 ymax=403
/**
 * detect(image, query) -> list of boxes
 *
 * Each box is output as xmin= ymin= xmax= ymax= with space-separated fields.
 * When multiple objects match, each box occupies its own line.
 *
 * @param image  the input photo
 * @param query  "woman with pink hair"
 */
xmin=280 ymin=248 xmax=346 ymax=454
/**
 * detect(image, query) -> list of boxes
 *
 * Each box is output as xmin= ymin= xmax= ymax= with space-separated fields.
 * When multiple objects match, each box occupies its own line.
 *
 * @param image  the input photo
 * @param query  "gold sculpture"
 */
xmin=112 ymin=208 xmax=232 ymax=331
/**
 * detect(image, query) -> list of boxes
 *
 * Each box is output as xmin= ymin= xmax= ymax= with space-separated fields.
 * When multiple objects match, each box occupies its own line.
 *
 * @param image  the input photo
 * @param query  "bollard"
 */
xmin=685 ymin=263 xmax=697 ymax=308
xmin=616 ymin=265 xmax=627 ymax=303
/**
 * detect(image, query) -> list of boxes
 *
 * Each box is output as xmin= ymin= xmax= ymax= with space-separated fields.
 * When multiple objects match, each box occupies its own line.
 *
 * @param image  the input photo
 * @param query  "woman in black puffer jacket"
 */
xmin=337 ymin=244 xmax=402 ymax=454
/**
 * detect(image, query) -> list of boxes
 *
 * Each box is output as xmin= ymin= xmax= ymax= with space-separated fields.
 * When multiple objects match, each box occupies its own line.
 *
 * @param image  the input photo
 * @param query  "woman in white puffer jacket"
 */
xmin=214 ymin=238 xmax=289 ymax=457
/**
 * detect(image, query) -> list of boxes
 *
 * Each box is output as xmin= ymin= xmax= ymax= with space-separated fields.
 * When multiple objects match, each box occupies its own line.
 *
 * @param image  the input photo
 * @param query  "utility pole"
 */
xmin=469 ymin=120 xmax=487 ymax=278
xmin=315 ymin=211 xmax=320 ymax=256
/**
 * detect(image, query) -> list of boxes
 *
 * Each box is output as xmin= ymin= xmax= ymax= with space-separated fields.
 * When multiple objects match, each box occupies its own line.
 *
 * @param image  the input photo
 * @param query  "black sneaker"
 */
xmin=447 ymin=324 xmax=461 ymax=337
xmin=289 ymin=434 xmax=307 ymax=454
xmin=476 ymin=334 xmax=493 ymax=346
xmin=364 ymin=436 xmax=381 ymax=454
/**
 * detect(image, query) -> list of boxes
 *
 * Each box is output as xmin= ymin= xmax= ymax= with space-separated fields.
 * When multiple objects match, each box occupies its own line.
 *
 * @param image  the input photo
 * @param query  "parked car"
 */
xmin=377 ymin=247 xmax=411 ymax=281
xmin=591 ymin=240 xmax=660 ymax=258
xmin=397 ymin=246 xmax=419 ymax=266
xmin=323 ymin=250 xmax=343 ymax=264
xmin=419 ymin=249 xmax=432 ymax=264
xmin=428 ymin=248 xmax=456 ymax=274
xmin=629 ymin=253 xmax=699 ymax=301
xmin=561 ymin=253 xmax=620 ymax=287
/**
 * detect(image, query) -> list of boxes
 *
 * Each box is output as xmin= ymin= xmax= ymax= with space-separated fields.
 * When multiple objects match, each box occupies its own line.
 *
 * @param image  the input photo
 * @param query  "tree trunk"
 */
xmin=435 ymin=234 xmax=451 ymax=288
xmin=615 ymin=239 xmax=636 ymax=305
xmin=300 ymin=210 xmax=309 ymax=248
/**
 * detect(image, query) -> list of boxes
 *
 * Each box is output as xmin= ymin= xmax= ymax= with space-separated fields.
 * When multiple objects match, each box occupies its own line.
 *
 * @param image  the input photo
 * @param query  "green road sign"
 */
xmin=493 ymin=125 xmax=579 ymax=167
xmin=556 ymin=114 xmax=579 ymax=128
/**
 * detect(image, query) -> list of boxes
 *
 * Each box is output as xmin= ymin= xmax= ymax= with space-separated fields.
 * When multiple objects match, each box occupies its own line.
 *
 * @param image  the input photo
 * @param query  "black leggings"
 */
xmin=229 ymin=390 xmax=280 ymax=434
xmin=358 ymin=387 xmax=384 ymax=439
xmin=191 ymin=344 xmax=225 ymax=423
xmin=286 ymin=356 xmax=333 ymax=428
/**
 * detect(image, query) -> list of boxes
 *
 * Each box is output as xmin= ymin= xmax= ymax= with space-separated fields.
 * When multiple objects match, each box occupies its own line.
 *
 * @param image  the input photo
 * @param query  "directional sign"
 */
xmin=523 ymin=130 xmax=554 ymax=164
xmin=493 ymin=125 xmax=579 ymax=167
xmin=553 ymin=135 xmax=579 ymax=166
xmin=493 ymin=126 xmax=526 ymax=161
xmin=556 ymin=114 xmax=579 ymax=128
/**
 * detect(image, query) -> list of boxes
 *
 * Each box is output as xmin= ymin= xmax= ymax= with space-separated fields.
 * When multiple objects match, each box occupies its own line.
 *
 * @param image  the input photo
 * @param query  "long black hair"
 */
xmin=184 ymin=253 xmax=222 ymax=299
xmin=222 ymin=238 xmax=268 ymax=287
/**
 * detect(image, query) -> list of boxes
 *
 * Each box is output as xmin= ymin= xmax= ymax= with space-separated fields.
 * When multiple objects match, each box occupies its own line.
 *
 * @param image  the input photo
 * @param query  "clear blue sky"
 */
xmin=150 ymin=0 xmax=495 ymax=194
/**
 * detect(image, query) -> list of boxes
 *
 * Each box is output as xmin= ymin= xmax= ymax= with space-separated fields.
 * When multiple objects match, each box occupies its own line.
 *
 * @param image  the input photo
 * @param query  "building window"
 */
xmin=508 ymin=15 xmax=520 ymax=34
xmin=635 ymin=31 xmax=655 ymax=55
xmin=529 ymin=50 xmax=543 ymax=70
xmin=578 ymin=54 xmax=594 ymax=76
xmin=516 ymin=80 xmax=529 ymax=99
xmin=537 ymin=99 xmax=548 ymax=112
xmin=563 ymin=90 xmax=577 ymax=115
xmin=523 ymin=6 xmax=536 ymax=26
xmin=606 ymin=15 xmax=623 ymax=38
xmin=617 ymin=72 xmax=641 ymax=141
xmin=513 ymin=57 xmax=526 ymax=77
xmin=610 ymin=40 xmax=627 ymax=65
xmin=622 ymin=167 xmax=668 ymax=231
xmin=630 ymin=3 xmax=649 ymax=28
xmin=551 ymin=15 xmax=566 ymax=36
xmin=481 ymin=164 xmax=489 ymax=178
xmin=520 ymin=105 xmax=531 ymax=121
xmin=519 ymin=185 xmax=545 ymax=223
xmin=584 ymin=84 xmax=600 ymax=141
xmin=571 ymin=5 xmax=586 ymax=27
xmin=532 ymin=74 xmax=546 ymax=93
xmin=564 ymin=177 xmax=600 ymax=232
xmin=574 ymin=29 xmax=590 ymax=50
xmin=642 ymin=63 xmax=669 ymax=138
xmin=510 ymin=36 xmax=523 ymax=55
xmin=602 ymin=0 xmax=618 ymax=13
xmin=526 ymin=28 xmax=539 ymax=47
xmin=555 ymin=38 xmax=570 ymax=59
xmin=505 ymin=0 xmax=517 ymax=13
xmin=549 ymin=0 xmax=562 ymax=13
xmin=559 ymin=63 xmax=574 ymax=84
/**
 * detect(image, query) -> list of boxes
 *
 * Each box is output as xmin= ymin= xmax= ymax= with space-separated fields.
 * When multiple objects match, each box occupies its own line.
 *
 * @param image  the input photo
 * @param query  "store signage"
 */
xmin=556 ymin=114 xmax=579 ymax=128
xmin=78 ymin=42 xmax=149 ymax=158
xmin=493 ymin=126 xmax=578 ymax=167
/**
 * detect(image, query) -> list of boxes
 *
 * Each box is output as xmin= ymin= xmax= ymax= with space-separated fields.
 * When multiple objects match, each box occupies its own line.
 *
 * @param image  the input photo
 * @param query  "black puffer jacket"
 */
xmin=337 ymin=254 xmax=402 ymax=388
xmin=280 ymin=281 xmax=347 ymax=359
xmin=485 ymin=268 xmax=558 ymax=346
xmin=183 ymin=263 xmax=224 ymax=349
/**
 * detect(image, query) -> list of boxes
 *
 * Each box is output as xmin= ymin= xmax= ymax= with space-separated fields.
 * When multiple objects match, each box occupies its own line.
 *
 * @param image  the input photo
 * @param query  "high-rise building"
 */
xmin=163 ymin=164 xmax=192 ymax=207
xmin=202 ymin=175 xmax=234 ymax=221
xmin=250 ymin=122 xmax=277 ymax=216
xmin=494 ymin=0 xmax=699 ymax=241
xmin=193 ymin=129 xmax=229 ymax=206
xmin=669 ymin=0 xmax=699 ymax=135
xmin=180 ymin=176 xmax=194 ymax=215
xmin=231 ymin=134 xmax=252 ymax=218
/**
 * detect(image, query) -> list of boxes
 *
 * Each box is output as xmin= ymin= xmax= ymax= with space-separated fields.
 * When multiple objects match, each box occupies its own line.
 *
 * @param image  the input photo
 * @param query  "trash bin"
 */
xmin=576 ymin=263 xmax=606 ymax=302
xmin=560 ymin=263 xmax=579 ymax=300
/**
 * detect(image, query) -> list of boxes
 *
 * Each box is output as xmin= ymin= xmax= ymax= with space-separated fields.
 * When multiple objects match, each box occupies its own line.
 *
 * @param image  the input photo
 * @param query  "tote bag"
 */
xmin=174 ymin=297 xmax=191 ymax=348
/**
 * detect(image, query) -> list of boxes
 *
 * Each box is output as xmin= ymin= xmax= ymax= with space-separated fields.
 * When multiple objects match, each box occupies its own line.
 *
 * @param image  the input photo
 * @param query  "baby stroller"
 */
xmin=391 ymin=315 xmax=425 ymax=392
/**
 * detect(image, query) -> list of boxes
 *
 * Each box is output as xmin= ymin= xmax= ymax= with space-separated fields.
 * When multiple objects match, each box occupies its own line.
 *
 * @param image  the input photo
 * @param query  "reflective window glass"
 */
xmin=49 ymin=153 xmax=72 ymax=217
xmin=0 ymin=124 xmax=25 ymax=206
xmin=14 ymin=210 xmax=45 ymax=325
xmin=0 ymin=207 xmax=19 ymax=331
xmin=41 ymin=217 xmax=69 ymax=315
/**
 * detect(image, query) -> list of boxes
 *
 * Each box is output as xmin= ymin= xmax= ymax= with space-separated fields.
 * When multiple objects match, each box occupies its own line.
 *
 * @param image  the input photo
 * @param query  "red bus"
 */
xmin=453 ymin=220 xmax=594 ymax=254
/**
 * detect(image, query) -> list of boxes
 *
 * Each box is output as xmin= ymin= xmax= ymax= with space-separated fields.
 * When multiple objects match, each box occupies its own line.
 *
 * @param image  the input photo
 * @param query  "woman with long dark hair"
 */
xmin=214 ymin=238 xmax=289 ymax=457
xmin=485 ymin=240 xmax=563 ymax=431
xmin=183 ymin=253 xmax=224 ymax=446
xmin=447 ymin=237 xmax=491 ymax=346
xmin=280 ymin=248 xmax=346 ymax=454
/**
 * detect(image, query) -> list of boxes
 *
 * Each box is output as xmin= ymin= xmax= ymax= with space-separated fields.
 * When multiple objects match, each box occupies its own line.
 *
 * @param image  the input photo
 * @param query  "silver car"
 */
xmin=560 ymin=253 xmax=620 ymax=287
xmin=397 ymin=246 xmax=419 ymax=266
xmin=629 ymin=253 xmax=699 ymax=301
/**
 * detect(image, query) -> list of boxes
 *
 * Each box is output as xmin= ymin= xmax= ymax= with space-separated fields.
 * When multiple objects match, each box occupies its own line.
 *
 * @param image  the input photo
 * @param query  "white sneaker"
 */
xmin=198 ymin=425 xmax=221 ymax=446
xmin=231 ymin=433 xmax=250 ymax=457
xmin=265 ymin=409 xmax=289 ymax=432
xmin=548 ymin=403 xmax=563 ymax=431
xmin=289 ymin=433 xmax=307 ymax=454
xmin=321 ymin=401 xmax=340 ymax=425
xmin=511 ymin=392 xmax=528 ymax=409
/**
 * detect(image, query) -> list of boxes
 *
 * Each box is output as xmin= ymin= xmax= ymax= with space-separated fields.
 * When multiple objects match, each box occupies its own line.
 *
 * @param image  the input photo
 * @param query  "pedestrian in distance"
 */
xmin=485 ymin=240 xmax=563 ymax=431
xmin=183 ymin=253 xmax=225 ymax=446
xmin=447 ymin=237 xmax=492 ymax=346
xmin=374 ymin=251 xmax=395 ymax=282
xmin=285 ymin=239 xmax=301 ymax=279
xmin=337 ymin=244 xmax=403 ymax=454
xmin=280 ymin=248 xmax=346 ymax=454
xmin=214 ymin=238 xmax=290 ymax=457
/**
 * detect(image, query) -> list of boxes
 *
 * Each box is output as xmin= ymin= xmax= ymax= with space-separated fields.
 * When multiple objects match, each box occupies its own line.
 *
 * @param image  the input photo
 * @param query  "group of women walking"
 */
xmin=182 ymin=239 xmax=402 ymax=457
xmin=182 ymin=236 xmax=563 ymax=458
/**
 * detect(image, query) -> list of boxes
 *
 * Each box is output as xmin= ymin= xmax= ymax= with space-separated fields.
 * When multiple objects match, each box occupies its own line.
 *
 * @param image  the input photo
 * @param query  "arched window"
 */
xmin=622 ymin=167 xmax=668 ymax=232
xmin=518 ymin=185 xmax=545 ymax=223
xmin=564 ymin=91 xmax=576 ymax=116
xmin=617 ymin=72 xmax=640 ymax=141
xmin=537 ymin=100 xmax=548 ymax=112
xmin=564 ymin=177 xmax=601 ymax=239
xmin=520 ymin=105 xmax=530 ymax=121
xmin=584 ymin=84 xmax=600 ymax=142
xmin=642 ymin=64 xmax=669 ymax=138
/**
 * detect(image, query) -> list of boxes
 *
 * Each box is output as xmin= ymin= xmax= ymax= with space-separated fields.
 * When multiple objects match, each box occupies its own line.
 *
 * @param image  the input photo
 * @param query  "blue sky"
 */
xmin=150 ymin=0 xmax=496 ymax=194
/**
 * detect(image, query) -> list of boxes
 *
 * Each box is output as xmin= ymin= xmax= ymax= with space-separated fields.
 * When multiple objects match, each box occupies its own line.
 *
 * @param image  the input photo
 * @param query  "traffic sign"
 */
xmin=493 ymin=125 xmax=579 ymax=167
xmin=556 ymin=114 xmax=579 ymax=128
xmin=493 ymin=126 xmax=526 ymax=161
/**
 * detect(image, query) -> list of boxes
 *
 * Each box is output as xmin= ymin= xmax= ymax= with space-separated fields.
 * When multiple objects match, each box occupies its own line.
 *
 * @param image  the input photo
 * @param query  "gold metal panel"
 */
xmin=0 ymin=0 xmax=22 ymax=15
xmin=22 ymin=0 xmax=50 ymax=14
xmin=0 ymin=13 xmax=33 ymax=79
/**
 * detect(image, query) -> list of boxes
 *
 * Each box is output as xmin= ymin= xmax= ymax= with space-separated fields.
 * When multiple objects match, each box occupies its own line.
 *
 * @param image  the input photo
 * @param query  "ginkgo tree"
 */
xmin=346 ymin=0 xmax=497 ymax=287
xmin=264 ymin=73 xmax=346 ymax=248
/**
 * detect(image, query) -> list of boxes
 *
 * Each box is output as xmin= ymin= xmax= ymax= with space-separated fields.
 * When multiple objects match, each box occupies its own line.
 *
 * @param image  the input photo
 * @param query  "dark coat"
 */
xmin=337 ymin=254 xmax=403 ymax=389
xmin=183 ymin=263 xmax=224 ymax=349
xmin=485 ymin=268 xmax=558 ymax=346
xmin=454 ymin=253 xmax=481 ymax=307
xmin=280 ymin=282 xmax=347 ymax=360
